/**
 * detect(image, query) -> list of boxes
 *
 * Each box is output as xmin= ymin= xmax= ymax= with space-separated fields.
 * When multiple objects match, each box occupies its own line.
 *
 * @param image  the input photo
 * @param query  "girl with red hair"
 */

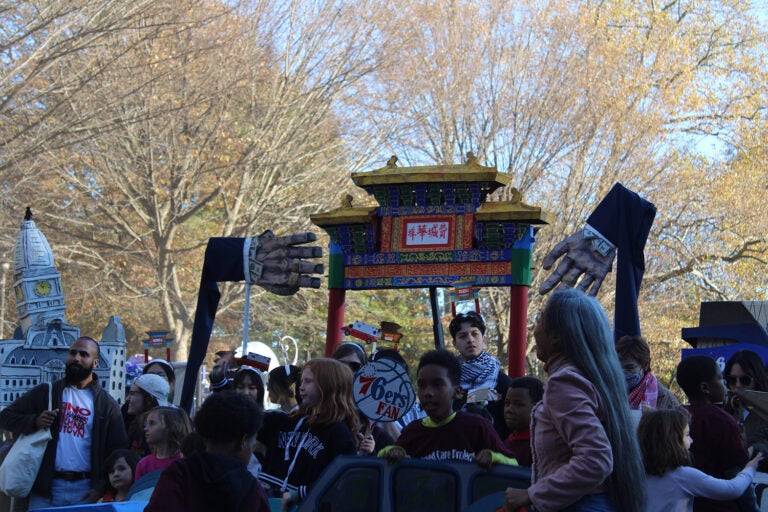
xmin=259 ymin=358 xmax=358 ymax=508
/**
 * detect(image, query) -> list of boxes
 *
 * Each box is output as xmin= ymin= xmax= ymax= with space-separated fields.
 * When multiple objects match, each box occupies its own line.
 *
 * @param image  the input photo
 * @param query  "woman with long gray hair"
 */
xmin=504 ymin=289 xmax=646 ymax=512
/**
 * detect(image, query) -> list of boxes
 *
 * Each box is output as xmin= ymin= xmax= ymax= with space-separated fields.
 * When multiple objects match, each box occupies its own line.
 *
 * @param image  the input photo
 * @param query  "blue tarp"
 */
xmin=35 ymin=502 xmax=147 ymax=512
xmin=682 ymin=341 xmax=768 ymax=370
xmin=682 ymin=323 xmax=768 ymax=348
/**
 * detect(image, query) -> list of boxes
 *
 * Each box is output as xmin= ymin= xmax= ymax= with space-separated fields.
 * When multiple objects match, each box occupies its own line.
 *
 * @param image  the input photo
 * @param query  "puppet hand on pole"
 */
xmin=538 ymin=225 xmax=615 ymax=297
xmin=247 ymin=230 xmax=324 ymax=296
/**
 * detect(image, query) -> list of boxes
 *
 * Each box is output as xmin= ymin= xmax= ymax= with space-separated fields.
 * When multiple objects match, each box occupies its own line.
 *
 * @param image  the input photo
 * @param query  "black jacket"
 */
xmin=145 ymin=452 xmax=269 ymax=512
xmin=0 ymin=375 xmax=127 ymax=498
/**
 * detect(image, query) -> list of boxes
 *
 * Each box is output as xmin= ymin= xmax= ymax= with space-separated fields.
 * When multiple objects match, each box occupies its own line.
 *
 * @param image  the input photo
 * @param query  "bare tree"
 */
xmin=2 ymin=0 xmax=765 ymax=377
xmin=0 ymin=0 xmax=170 ymax=248
xmin=357 ymin=0 xmax=768 ymax=374
xmin=15 ymin=0 xmax=401 ymax=358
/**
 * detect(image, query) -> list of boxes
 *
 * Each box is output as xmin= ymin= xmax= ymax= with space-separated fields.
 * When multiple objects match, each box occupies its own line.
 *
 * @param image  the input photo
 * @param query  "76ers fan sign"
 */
xmin=353 ymin=359 xmax=416 ymax=423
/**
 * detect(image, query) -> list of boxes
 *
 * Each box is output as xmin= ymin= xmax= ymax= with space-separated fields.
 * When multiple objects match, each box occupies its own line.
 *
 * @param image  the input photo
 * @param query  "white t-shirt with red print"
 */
xmin=55 ymin=386 xmax=94 ymax=472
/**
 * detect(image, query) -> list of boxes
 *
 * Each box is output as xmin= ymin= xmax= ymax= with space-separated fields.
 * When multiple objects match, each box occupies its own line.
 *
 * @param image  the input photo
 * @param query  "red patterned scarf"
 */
xmin=628 ymin=371 xmax=658 ymax=409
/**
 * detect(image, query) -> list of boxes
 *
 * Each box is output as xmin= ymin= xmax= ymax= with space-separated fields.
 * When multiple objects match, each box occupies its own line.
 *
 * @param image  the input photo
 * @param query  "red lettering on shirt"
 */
xmin=59 ymin=401 xmax=91 ymax=439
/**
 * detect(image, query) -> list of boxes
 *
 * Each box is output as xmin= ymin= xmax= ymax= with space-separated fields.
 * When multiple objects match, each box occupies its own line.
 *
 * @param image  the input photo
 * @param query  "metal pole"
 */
xmin=429 ymin=286 xmax=444 ymax=349
xmin=0 ymin=260 xmax=9 ymax=340
xmin=242 ymin=282 xmax=251 ymax=357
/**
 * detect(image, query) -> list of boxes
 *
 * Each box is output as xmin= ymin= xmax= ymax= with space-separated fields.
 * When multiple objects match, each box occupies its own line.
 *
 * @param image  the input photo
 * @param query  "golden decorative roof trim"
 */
xmin=309 ymin=206 xmax=377 ymax=227
xmin=352 ymin=160 xmax=509 ymax=188
xmin=474 ymin=201 xmax=554 ymax=225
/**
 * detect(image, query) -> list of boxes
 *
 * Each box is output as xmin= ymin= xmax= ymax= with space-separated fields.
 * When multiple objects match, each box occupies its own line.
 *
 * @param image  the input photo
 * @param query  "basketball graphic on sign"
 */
xmin=353 ymin=358 xmax=416 ymax=423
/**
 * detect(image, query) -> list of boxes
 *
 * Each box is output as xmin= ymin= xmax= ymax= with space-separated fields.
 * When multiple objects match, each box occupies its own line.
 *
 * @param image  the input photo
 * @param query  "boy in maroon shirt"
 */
xmin=503 ymin=377 xmax=543 ymax=467
xmin=676 ymin=355 xmax=757 ymax=512
xmin=380 ymin=349 xmax=516 ymax=467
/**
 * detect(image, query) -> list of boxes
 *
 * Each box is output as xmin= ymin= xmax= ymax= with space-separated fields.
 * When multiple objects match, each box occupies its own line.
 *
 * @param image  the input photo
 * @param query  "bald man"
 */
xmin=0 ymin=337 xmax=127 ymax=508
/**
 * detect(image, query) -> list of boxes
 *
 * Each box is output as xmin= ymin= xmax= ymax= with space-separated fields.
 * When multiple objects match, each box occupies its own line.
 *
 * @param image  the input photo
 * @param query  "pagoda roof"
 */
xmin=352 ymin=158 xmax=509 ymax=193
xmin=475 ymin=199 xmax=554 ymax=225
xmin=310 ymin=206 xmax=378 ymax=227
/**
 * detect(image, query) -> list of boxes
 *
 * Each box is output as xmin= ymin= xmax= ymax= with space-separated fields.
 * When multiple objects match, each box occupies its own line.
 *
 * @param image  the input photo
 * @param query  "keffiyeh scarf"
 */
xmin=628 ymin=371 xmax=658 ymax=409
xmin=460 ymin=351 xmax=500 ymax=391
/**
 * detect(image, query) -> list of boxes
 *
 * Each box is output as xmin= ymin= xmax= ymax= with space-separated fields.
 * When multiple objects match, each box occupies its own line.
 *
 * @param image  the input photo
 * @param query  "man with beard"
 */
xmin=0 ymin=337 xmax=127 ymax=508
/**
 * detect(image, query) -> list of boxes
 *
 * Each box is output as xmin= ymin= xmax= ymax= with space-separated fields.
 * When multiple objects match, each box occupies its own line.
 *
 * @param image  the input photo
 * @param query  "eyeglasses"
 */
xmin=345 ymin=362 xmax=361 ymax=372
xmin=726 ymin=375 xmax=754 ymax=387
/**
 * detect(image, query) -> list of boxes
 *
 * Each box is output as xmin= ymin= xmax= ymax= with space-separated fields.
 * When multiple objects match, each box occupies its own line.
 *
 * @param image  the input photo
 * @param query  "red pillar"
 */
xmin=325 ymin=288 xmax=346 ymax=357
xmin=508 ymin=285 xmax=529 ymax=377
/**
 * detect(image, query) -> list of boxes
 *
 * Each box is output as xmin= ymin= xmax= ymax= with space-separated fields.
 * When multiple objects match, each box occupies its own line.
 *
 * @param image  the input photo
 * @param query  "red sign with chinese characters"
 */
xmin=400 ymin=216 xmax=454 ymax=250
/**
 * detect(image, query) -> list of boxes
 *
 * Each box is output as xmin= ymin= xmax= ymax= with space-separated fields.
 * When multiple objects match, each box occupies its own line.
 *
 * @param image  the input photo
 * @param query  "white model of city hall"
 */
xmin=0 ymin=209 xmax=127 ymax=409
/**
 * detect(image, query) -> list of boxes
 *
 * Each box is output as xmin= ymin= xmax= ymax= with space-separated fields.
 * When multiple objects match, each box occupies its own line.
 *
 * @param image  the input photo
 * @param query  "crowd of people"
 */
xmin=1 ymin=289 xmax=767 ymax=512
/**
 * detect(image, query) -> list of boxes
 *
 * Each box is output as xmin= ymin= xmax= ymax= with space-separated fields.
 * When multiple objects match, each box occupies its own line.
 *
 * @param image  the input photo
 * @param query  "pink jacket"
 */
xmin=529 ymin=357 xmax=613 ymax=512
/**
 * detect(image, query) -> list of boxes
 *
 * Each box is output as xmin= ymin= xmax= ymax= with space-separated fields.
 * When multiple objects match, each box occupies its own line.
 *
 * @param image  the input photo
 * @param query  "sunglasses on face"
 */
xmin=345 ymin=361 xmax=361 ymax=372
xmin=726 ymin=374 xmax=754 ymax=387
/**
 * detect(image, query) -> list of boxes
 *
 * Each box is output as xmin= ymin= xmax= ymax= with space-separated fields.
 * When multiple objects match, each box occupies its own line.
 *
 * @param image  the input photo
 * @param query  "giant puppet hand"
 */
xmin=246 ymin=230 xmax=324 ymax=296
xmin=537 ymin=183 xmax=656 ymax=340
xmin=538 ymin=225 xmax=616 ymax=297
xmin=181 ymin=231 xmax=324 ymax=413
